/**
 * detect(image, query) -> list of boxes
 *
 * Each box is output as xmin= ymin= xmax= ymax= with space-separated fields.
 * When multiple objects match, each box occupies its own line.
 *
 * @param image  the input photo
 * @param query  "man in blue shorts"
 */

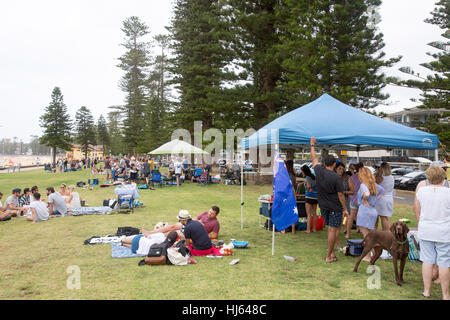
xmin=310 ymin=137 xmax=348 ymax=263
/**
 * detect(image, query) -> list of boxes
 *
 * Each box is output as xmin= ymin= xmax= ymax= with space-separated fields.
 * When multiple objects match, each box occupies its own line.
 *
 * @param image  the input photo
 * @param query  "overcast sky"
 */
xmin=0 ymin=0 xmax=443 ymax=142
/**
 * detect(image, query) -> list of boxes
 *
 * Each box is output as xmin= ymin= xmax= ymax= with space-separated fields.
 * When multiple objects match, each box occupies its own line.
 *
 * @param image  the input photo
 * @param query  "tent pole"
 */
xmin=272 ymin=143 xmax=279 ymax=256
xmin=434 ymin=149 xmax=438 ymax=161
xmin=241 ymin=148 xmax=244 ymax=230
xmin=356 ymin=145 xmax=360 ymax=162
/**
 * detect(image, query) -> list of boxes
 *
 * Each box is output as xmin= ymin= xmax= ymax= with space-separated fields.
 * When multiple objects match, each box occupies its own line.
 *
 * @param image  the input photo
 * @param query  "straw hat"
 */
xmin=177 ymin=210 xmax=191 ymax=220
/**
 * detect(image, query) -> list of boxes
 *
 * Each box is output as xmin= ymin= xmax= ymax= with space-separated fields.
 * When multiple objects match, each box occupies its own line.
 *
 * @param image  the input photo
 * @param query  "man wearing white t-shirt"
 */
xmin=26 ymin=193 xmax=50 ymax=224
xmin=174 ymin=158 xmax=182 ymax=186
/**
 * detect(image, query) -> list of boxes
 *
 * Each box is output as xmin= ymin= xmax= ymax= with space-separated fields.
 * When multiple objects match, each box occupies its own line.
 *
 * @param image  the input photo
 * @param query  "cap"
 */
xmin=177 ymin=210 xmax=191 ymax=220
xmin=12 ymin=188 xmax=21 ymax=194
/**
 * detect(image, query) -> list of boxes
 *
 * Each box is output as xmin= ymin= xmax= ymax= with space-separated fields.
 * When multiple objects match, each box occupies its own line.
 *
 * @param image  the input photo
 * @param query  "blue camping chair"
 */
xmin=88 ymin=179 xmax=99 ymax=186
xmin=151 ymin=172 xmax=164 ymax=187
xmin=192 ymin=168 xmax=203 ymax=182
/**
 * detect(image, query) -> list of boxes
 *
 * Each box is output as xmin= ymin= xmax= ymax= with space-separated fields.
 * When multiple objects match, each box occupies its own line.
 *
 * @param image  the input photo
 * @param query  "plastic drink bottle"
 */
xmin=283 ymin=255 xmax=296 ymax=262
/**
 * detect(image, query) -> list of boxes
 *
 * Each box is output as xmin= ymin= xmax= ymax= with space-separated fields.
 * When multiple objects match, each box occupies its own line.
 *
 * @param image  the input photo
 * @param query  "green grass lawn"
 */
xmin=0 ymin=168 xmax=436 ymax=300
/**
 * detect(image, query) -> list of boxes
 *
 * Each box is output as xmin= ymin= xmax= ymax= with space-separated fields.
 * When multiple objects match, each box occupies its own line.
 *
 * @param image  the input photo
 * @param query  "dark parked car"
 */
xmin=395 ymin=171 xmax=427 ymax=191
xmin=392 ymin=167 xmax=415 ymax=177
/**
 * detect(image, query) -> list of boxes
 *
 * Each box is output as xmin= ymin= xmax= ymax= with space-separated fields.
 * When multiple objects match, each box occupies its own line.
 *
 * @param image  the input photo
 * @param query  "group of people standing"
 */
xmin=307 ymin=137 xmax=395 ymax=263
xmin=104 ymin=155 xmax=160 ymax=184
xmin=307 ymin=137 xmax=450 ymax=299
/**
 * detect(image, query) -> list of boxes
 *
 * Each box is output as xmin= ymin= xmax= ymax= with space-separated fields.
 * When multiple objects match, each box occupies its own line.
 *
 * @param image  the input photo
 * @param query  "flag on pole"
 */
xmin=271 ymin=152 xmax=298 ymax=231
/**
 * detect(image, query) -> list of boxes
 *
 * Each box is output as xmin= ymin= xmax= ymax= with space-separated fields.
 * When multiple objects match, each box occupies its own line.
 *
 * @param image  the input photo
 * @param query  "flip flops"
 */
xmin=421 ymin=292 xmax=431 ymax=298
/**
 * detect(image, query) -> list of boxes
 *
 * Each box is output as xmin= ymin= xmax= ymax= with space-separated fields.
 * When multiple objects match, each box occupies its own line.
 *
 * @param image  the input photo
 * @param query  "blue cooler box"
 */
xmin=347 ymin=239 xmax=364 ymax=256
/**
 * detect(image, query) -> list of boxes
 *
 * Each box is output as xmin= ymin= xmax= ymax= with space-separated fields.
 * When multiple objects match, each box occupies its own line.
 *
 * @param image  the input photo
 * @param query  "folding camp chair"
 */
xmin=116 ymin=194 xmax=134 ymax=214
xmin=197 ymin=169 xmax=209 ymax=187
xmin=192 ymin=168 xmax=203 ymax=183
xmin=88 ymin=179 xmax=99 ymax=186
xmin=150 ymin=172 xmax=164 ymax=187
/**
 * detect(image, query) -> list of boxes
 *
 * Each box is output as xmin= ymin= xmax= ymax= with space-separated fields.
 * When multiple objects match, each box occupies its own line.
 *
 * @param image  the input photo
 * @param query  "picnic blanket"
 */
xmin=67 ymin=206 xmax=112 ymax=216
xmin=111 ymin=243 xmax=146 ymax=258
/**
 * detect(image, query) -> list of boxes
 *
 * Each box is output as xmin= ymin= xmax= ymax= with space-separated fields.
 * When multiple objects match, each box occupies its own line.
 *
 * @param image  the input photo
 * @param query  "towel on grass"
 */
xmin=67 ymin=206 xmax=112 ymax=216
xmin=111 ymin=243 xmax=146 ymax=258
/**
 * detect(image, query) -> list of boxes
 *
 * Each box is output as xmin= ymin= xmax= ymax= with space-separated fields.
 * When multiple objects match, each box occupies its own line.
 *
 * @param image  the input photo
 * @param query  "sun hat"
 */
xmin=177 ymin=210 xmax=191 ymax=220
xmin=430 ymin=160 xmax=446 ymax=168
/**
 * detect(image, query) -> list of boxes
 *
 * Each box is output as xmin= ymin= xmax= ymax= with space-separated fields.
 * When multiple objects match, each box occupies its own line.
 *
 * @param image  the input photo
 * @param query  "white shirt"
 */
xmin=417 ymin=185 xmax=450 ymax=243
xmin=136 ymin=233 xmax=166 ymax=256
xmin=70 ymin=192 xmax=81 ymax=209
xmin=174 ymin=161 xmax=182 ymax=174
xmin=30 ymin=200 xmax=50 ymax=222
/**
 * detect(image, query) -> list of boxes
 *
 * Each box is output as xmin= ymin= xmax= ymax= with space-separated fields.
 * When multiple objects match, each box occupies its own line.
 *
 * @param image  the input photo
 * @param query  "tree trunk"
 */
xmin=52 ymin=146 xmax=57 ymax=167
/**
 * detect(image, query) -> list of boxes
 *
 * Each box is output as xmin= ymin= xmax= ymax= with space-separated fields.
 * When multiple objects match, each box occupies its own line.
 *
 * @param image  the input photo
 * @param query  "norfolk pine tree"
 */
xmin=117 ymin=16 xmax=151 ymax=154
xmin=396 ymin=0 xmax=449 ymax=149
xmin=39 ymin=87 xmax=72 ymax=166
xmin=276 ymin=0 xmax=400 ymax=111
xmin=74 ymin=106 xmax=97 ymax=160
xmin=168 ymin=0 xmax=238 ymax=133
xmin=96 ymin=114 xmax=110 ymax=155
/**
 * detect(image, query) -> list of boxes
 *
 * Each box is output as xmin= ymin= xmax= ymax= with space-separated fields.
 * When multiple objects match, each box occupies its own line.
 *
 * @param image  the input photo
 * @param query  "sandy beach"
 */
xmin=0 ymin=155 xmax=53 ymax=167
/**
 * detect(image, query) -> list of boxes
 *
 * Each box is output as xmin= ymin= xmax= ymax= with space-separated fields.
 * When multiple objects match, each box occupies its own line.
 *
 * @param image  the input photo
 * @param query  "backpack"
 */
xmin=77 ymin=181 xmax=86 ymax=187
xmin=115 ymin=226 xmax=140 ymax=237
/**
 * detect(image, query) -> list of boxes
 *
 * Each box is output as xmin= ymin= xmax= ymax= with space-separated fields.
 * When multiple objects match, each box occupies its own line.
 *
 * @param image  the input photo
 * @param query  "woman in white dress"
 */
xmin=66 ymin=185 xmax=81 ymax=210
xmin=375 ymin=162 xmax=394 ymax=231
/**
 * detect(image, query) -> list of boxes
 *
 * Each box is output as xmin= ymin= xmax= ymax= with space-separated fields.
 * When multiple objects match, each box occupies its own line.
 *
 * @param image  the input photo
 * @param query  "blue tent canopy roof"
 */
xmin=240 ymin=94 xmax=439 ymax=151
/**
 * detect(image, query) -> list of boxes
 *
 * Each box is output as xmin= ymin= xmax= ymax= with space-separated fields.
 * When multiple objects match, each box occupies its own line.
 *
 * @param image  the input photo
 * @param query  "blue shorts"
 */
xmin=419 ymin=240 xmax=450 ymax=267
xmin=131 ymin=235 xmax=143 ymax=254
xmin=321 ymin=209 xmax=343 ymax=228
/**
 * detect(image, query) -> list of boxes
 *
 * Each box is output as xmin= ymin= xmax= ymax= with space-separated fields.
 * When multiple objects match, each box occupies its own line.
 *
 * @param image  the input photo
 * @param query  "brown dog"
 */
xmin=353 ymin=221 xmax=410 ymax=286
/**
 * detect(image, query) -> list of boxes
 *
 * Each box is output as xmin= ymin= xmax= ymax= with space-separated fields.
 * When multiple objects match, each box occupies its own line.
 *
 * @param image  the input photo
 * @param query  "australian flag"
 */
xmin=271 ymin=152 xmax=298 ymax=231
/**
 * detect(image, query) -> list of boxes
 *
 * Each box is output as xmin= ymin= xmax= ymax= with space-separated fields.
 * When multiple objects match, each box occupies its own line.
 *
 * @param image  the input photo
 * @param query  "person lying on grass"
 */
xmin=121 ymin=230 xmax=184 ymax=256
xmin=25 ymin=192 xmax=49 ymax=224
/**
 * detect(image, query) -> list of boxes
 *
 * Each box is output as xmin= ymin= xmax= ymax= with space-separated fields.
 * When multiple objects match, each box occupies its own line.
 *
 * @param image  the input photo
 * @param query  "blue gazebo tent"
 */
xmin=238 ymin=94 xmax=439 ymax=254
xmin=241 ymin=93 xmax=439 ymax=152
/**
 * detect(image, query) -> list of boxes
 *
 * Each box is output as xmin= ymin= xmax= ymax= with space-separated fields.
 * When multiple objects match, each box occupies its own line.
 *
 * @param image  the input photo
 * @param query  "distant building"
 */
xmin=66 ymin=145 xmax=104 ymax=161
xmin=386 ymin=107 xmax=447 ymax=159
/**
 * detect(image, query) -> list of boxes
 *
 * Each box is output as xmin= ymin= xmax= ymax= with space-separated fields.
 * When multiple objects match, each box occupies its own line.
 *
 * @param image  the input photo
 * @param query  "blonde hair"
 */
xmin=359 ymin=167 xmax=377 ymax=195
xmin=381 ymin=162 xmax=391 ymax=176
xmin=68 ymin=185 xmax=75 ymax=192
xmin=426 ymin=166 xmax=446 ymax=185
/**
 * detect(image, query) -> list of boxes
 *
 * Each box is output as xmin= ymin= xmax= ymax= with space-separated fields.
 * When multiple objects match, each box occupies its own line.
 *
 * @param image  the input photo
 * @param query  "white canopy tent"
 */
xmin=148 ymin=139 xmax=208 ymax=155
